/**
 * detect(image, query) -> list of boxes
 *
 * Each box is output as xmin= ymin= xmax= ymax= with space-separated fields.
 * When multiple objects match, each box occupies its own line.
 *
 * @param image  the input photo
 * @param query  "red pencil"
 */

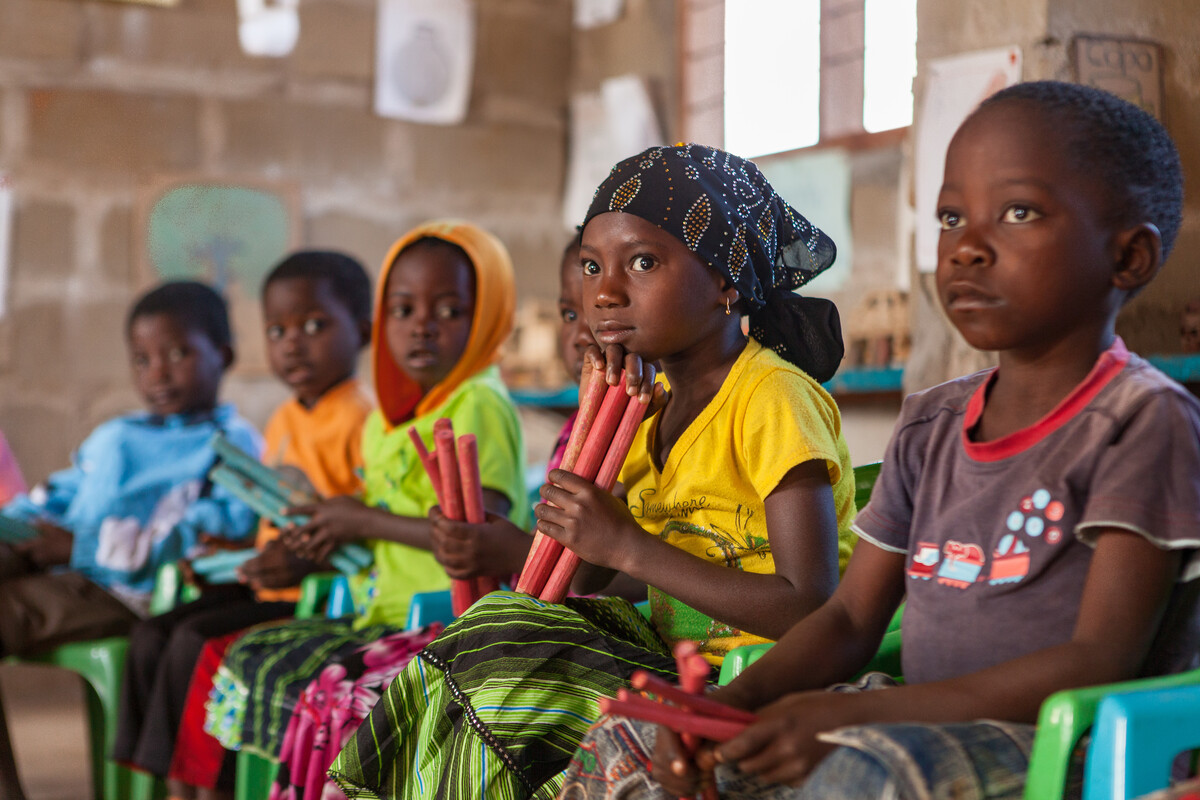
xmin=538 ymin=391 xmax=647 ymax=603
xmin=457 ymin=434 xmax=500 ymax=599
xmin=597 ymin=696 xmax=749 ymax=742
xmin=408 ymin=426 xmax=444 ymax=507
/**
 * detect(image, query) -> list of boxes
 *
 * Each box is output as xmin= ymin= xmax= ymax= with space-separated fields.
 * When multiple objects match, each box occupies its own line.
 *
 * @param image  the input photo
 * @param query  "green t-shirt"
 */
xmin=356 ymin=366 xmax=528 ymax=628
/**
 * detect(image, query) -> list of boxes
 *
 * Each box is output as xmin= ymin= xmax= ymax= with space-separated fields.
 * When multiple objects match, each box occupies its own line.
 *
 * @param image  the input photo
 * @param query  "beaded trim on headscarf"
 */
xmin=582 ymin=143 xmax=843 ymax=380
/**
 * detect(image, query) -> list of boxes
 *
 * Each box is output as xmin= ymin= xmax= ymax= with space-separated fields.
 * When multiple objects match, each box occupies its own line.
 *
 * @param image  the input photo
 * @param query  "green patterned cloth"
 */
xmin=205 ymin=617 xmax=400 ymax=758
xmin=329 ymin=591 xmax=685 ymax=800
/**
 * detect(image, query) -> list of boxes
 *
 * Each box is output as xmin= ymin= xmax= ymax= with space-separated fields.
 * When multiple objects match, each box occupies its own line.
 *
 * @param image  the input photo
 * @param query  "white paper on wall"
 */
xmin=562 ymin=75 xmax=663 ymax=232
xmin=0 ymin=175 xmax=10 ymax=320
xmin=375 ymin=0 xmax=474 ymax=125
xmin=236 ymin=0 xmax=300 ymax=58
xmin=573 ymin=0 xmax=624 ymax=29
xmin=914 ymin=46 xmax=1022 ymax=273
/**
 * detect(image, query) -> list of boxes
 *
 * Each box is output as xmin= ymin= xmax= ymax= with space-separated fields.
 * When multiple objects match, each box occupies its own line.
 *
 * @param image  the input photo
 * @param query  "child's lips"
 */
xmin=593 ymin=321 xmax=634 ymax=345
xmin=406 ymin=348 xmax=439 ymax=368
xmin=945 ymin=285 xmax=1002 ymax=311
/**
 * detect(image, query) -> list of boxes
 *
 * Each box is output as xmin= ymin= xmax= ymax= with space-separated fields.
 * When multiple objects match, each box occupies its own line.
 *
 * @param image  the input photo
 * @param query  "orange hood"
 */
xmin=371 ymin=220 xmax=516 ymax=428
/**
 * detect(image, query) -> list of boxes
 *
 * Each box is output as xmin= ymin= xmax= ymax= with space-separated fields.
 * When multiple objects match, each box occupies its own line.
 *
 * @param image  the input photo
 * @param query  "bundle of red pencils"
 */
xmin=409 ymin=419 xmax=501 ymax=616
xmin=515 ymin=367 xmax=648 ymax=603
xmin=599 ymin=642 xmax=755 ymax=800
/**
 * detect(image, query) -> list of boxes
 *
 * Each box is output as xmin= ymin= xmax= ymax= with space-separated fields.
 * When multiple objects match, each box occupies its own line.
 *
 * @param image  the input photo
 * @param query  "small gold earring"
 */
xmin=725 ymin=297 xmax=731 ymax=316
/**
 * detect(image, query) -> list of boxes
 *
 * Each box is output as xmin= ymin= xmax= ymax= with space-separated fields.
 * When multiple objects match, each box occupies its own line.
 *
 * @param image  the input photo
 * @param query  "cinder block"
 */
xmin=88 ymin=0 xmax=273 ymax=73
xmin=100 ymin=206 xmax=134 ymax=285
xmin=221 ymin=97 xmax=387 ymax=181
xmin=408 ymin=123 xmax=564 ymax=194
xmin=12 ymin=199 xmax=74 ymax=281
xmin=68 ymin=299 xmax=132 ymax=387
xmin=682 ymin=0 xmax=724 ymax=55
xmin=0 ymin=398 xmax=77 ymax=487
xmin=28 ymin=89 xmax=200 ymax=173
xmin=822 ymin=5 xmax=865 ymax=60
xmin=291 ymin=0 xmax=375 ymax=81
xmin=11 ymin=302 xmax=68 ymax=389
xmin=475 ymin=4 xmax=571 ymax=110
xmin=307 ymin=211 xmax=411 ymax=280
xmin=0 ymin=0 xmax=85 ymax=64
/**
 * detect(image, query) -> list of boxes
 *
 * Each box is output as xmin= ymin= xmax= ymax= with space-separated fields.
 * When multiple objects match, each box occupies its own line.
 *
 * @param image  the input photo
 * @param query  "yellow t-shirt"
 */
xmin=618 ymin=338 xmax=855 ymax=663
xmin=255 ymin=378 xmax=374 ymax=602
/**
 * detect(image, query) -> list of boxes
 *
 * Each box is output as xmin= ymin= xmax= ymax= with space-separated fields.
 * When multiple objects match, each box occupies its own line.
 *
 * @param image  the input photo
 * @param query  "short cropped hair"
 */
xmin=127 ymin=281 xmax=232 ymax=349
xmin=979 ymin=80 xmax=1184 ymax=258
xmin=262 ymin=250 xmax=373 ymax=326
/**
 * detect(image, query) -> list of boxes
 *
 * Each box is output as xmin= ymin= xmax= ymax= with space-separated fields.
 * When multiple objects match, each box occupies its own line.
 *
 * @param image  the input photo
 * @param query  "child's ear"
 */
xmin=357 ymin=319 xmax=372 ymax=349
xmin=1112 ymin=222 xmax=1163 ymax=294
xmin=220 ymin=345 xmax=236 ymax=370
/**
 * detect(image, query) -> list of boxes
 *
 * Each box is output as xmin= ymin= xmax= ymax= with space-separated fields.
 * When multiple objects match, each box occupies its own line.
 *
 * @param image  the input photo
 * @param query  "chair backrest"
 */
xmin=854 ymin=462 xmax=882 ymax=511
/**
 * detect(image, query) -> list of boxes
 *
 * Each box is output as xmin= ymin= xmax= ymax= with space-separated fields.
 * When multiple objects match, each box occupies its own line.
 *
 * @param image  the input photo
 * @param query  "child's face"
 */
xmin=382 ymin=242 xmax=476 ymax=392
xmin=580 ymin=212 xmax=727 ymax=364
xmin=262 ymin=276 xmax=366 ymax=408
xmin=936 ymin=101 xmax=1121 ymax=355
xmin=558 ymin=247 xmax=593 ymax=384
xmin=127 ymin=313 xmax=229 ymax=417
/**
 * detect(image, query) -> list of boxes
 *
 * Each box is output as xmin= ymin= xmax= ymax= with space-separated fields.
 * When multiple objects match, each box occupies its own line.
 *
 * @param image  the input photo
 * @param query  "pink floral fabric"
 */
xmin=270 ymin=625 xmax=442 ymax=800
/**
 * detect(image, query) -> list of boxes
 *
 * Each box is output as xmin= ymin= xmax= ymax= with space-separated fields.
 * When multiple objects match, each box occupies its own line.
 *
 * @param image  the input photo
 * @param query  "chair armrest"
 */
xmin=295 ymin=572 xmax=338 ymax=619
xmin=1024 ymin=667 xmax=1200 ymax=800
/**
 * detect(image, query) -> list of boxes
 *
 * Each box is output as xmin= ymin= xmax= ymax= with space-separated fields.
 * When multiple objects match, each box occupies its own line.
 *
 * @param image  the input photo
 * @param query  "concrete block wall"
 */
xmin=0 ymin=0 xmax=572 ymax=484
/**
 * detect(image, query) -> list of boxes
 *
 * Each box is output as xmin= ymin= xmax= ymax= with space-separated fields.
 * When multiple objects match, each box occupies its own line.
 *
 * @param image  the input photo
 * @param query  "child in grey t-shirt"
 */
xmin=560 ymin=81 xmax=1200 ymax=800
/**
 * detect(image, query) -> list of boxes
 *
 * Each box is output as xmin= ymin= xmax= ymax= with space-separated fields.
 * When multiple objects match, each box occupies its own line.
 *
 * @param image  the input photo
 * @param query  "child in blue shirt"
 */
xmin=2 ymin=280 xmax=261 ymax=631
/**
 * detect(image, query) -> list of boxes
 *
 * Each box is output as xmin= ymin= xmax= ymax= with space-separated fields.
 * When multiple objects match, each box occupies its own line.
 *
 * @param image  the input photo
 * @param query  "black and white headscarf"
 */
xmin=582 ymin=143 xmax=843 ymax=382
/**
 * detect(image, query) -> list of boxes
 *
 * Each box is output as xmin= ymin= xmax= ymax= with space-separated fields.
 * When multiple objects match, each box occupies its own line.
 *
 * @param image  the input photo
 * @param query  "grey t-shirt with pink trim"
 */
xmin=853 ymin=340 xmax=1200 ymax=685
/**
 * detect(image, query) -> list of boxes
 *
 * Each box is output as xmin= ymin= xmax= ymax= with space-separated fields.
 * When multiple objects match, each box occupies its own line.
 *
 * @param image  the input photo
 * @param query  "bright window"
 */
xmin=723 ymin=0 xmax=916 ymax=153
xmin=724 ymin=0 xmax=820 ymax=158
xmin=863 ymin=0 xmax=917 ymax=132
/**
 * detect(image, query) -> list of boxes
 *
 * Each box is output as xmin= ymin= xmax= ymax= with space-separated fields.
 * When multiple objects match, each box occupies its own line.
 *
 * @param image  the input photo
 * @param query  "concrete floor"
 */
xmin=0 ymin=665 xmax=91 ymax=800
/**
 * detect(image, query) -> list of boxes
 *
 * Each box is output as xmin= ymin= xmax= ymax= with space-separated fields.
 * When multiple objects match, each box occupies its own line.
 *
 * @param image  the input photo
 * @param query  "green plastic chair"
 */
xmin=234 ymin=572 xmax=337 ymax=800
xmin=1023 ymin=667 xmax=1200 ymax=800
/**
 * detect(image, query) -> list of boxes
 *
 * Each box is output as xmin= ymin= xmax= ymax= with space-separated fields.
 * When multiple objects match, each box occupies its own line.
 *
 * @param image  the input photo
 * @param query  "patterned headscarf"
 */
xmin=583 ymin=143 xmax=843 ymax=381
xmin=372 ymin=220 xmax=516 ymax=428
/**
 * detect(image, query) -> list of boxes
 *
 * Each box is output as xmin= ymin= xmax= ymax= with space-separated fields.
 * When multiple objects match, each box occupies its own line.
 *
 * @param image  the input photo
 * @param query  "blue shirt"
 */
xmin=3 ymin=403 xmax=262 ymax=612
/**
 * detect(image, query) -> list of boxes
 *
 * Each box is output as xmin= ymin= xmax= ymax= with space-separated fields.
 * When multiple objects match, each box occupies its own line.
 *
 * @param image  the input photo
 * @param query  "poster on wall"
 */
xmin=375 ymin=0 xmax=475 ymax=125
xmin=562 ymin=74 xmax=663 ymax=232
xmin=914 ymin=46 xmax=1022 ymax=274
xmin=1073 ymin=36 xmax=1162 ymax=119
xmin=0 ymin=174 xmax=10 ymax=320
xmin=134 ymin=177 xmax=300 ymax=375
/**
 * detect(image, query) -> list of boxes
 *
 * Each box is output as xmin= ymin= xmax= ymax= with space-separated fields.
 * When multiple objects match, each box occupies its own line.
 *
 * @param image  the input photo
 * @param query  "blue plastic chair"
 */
xmin=406 ymin=589 xmax=456 ymax=629
xmin=1080 ymin=682 xmax=1200 ymax=800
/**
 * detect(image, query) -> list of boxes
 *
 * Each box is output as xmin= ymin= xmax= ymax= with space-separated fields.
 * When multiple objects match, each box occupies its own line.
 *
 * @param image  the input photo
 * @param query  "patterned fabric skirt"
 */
xmin=328 ymin=591 xmax=685 ymax=800
xmin=560 ymin=673 xmax=1078 ymax=800
xmin=270 ymin=626 xmax=443 ymax=800
xmin=205 ymin=617 xmax=406 ymax=758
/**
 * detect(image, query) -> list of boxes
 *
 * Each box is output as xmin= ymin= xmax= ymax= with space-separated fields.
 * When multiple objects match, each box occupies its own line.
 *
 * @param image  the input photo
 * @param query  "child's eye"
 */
xmin=266 ymin=325 xmax=285 ymax=341
xmin=631 ymin=255 xmax=656 ymax=271
xmin=132 ymin=354 xmax=150 ymax=369
xmin=560 ymin=308 xmax=578 ymax=323
xmin=436 ymin=305 xmax=462 ymax=320
xmin=302 ymin=318 xmax=325 ymax=336
xmin=937 ymin=210 xmax=963 ymax=231
xmin=167 ymin=347 xmax=187 ymax=363
xmin=388 ymin=304 xmax=411 ymax=319
xmin=1001 ymin=205 xmax=1042 ymax=223
xmin=581 ymin=259 xmax=600 ymax=276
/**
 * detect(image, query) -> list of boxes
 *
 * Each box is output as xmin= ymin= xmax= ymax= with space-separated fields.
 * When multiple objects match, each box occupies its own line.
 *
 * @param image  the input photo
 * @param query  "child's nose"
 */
xmin=593 ymin=270 xmax=628 ymax=307
xmin=949 ymin=225 xmax=993 ymax=269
